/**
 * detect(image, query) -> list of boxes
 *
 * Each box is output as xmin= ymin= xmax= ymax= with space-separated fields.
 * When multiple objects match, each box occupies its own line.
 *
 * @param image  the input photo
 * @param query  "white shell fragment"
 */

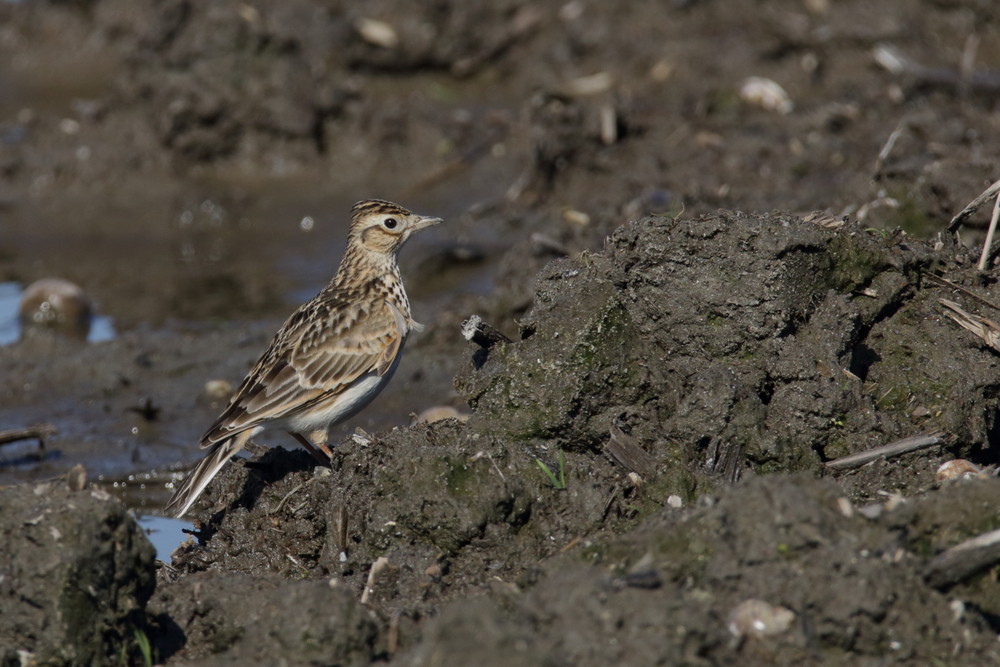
xmin=935 ymin=459 xmax=983 ymax=482
xmin=203 ymin=379 xmax=233 ymax=400
xmin=873 ymin=44 xmax=906 ymax=75
xmin=835 ymin=496 xmax=854 ymax=518
xmin=727 ymin=599 xmax=796 ymax=639
xmin=355 ymin=17 xmax=399 ymax=49
xmin=562 ymin=208 xmax=591 ymax=226
xmin=739 ymin=77 xmax=794 ymax=114
xmin=564 ymin=71 xmax=614 ymax=97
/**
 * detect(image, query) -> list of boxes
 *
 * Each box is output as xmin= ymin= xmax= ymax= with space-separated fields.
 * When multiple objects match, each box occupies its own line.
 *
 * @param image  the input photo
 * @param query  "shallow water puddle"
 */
xmin=136 ymin=514 xmax=190 ymax=562
xmin=0 ymin=283 xmax=18 ymax=344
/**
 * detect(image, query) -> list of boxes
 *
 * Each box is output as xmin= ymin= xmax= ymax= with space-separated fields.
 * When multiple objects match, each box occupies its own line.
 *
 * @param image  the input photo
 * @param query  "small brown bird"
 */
xmin=165 ymin=199 xmax=441 ymax=517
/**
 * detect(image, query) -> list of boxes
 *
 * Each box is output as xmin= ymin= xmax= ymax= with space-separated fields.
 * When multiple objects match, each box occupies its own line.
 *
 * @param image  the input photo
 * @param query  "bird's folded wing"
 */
xmin=200 ymin=298 xmax=405 ymax=447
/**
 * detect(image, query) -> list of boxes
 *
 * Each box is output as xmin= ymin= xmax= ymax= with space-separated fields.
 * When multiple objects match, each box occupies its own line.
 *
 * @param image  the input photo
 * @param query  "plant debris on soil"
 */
xmin=4 ymin=0 xmax=1000 ymax=665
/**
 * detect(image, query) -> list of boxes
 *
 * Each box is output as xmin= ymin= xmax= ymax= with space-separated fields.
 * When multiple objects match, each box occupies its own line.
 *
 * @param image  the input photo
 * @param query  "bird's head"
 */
xmin=349 ymin=199 xmax=441 ymax=256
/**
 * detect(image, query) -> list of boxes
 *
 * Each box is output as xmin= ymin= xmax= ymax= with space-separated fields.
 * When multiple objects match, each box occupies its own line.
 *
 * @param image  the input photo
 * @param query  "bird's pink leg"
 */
xmin=289 ymin=431 xmax=334 ymax=464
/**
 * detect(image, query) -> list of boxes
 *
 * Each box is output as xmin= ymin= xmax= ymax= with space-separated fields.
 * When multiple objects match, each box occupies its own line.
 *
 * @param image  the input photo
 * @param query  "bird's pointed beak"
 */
xmin=412 ymin=215 xmax=442 ymax=231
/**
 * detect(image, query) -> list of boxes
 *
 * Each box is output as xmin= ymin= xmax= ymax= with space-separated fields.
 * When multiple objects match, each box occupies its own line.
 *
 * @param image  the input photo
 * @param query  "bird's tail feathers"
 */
xmin=164 ymin=431 xmax=251 ymax=518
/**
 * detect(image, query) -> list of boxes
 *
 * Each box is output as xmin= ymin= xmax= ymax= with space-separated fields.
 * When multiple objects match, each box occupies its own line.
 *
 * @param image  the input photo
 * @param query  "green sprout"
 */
xmin=134 ymin=628 xmax=152 ymax=667
xmin=535 ymin=450 xmax=567 ymax=490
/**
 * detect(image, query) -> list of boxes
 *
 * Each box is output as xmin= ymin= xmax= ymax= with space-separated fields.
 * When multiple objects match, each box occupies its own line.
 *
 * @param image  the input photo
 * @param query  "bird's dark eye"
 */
xmin=383 ymin=217 xmax=398 ymax=229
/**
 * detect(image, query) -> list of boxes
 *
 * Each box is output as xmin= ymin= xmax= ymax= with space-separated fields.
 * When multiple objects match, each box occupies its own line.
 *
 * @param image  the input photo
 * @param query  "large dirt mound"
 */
xmin=150 ymin=212 xmax=1000 ymax=663
xmin=462 ymin=211 xmax=998 ymax=494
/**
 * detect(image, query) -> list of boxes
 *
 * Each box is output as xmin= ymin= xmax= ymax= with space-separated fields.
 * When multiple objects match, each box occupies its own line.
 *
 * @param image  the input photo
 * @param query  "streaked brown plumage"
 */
xmin=165 ymin=199 xmax=441 ymax=517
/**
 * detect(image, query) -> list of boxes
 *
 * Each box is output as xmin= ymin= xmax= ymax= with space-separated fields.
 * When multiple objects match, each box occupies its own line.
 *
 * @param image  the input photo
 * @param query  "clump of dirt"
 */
xmin=460 ymin=211 xmax=995 ymax=496
xmin=0 ymin=481 xmax=155 ymax=665
xmin=146 ymin=572 xmax=380 ymax=664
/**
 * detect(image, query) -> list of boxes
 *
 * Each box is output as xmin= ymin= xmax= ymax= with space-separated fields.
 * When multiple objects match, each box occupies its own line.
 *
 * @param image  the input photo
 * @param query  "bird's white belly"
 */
xmin=286 ymin=347 xmax=403 ymax=434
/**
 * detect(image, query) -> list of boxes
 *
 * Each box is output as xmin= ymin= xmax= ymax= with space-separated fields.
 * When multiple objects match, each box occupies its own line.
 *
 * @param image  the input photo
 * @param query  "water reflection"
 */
xmin=0 ymin=283 xmax=18 ymax=343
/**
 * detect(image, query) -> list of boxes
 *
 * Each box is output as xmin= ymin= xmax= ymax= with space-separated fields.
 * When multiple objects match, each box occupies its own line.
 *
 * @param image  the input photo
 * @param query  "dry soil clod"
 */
xmin=462 ymin=314 xmax=512 ymax=349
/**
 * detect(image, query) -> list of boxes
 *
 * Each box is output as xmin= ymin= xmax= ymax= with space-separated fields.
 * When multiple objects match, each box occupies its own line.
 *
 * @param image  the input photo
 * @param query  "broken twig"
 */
xmin=873 ymin=118 xmax=907 ymax=177
xmin=874 ymin=44 xmax=1000 ymax=96
xmin=606 ymin=420 xmax=659 ymax=479
xmin=268 ymin=482 xmax=306 ymax=515
xmin=361 ymin=556 xmax=390 ymax=605
xmin=958 ymin=34 xmax=980 ymax=100
xmin=824 ymin=431 xmax=946 ymax=471
xmin=925 ymin=274 xmax=1000 ymax=313
xmin=925 ymin=527 xmax=1000 ymax=589
xmin=336 ymin=505 xmax=349 ymax=559
xmin=977 ymin=190 xmax=1000 ymax=270
xmin=948 ymin=177 xmax=1000 ymax=233
xmin=0 ymin=423 xmax=56 ymax=450
xmin=940 ymin=299 xmax=1000 ymax=352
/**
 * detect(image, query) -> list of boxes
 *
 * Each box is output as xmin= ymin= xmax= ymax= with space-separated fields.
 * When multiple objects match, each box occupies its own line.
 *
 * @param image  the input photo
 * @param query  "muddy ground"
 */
xmin=3 ymin=0 xmax=1000 ymax=664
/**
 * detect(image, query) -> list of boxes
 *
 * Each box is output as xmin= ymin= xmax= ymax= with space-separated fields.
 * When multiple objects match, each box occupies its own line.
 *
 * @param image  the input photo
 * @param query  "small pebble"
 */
xmin=564 ymin=71 xmax=614 ymax=96
xmin=351 ymin=431 xmax=374 ymax=447
xmin=835 ymin=497 xmax=853 ymax=518
xmin=559 ymin=1 xmax=584 ymax=21
xmin=857 ymin=503 xmax=883 ymax=520
xmin=562 ymin=208 xmax=591 ymax=226
xmin=65 ymin=464 xmax=87 ymax=492
xmin=950 ymin=599 xmax=965 ymax=623
xmin=203 ymin=379 xmax=233 ymax=400
xmin=649 ymin=60 xmax=674 ymax=82
xmin=727 ymin=599 xmax=796 ymax=639
xmin=883 ymin=492 xmax=905 ymax=511
xmin=666 ymin=494 xmax=683 ymax=509
xmin=623 ymin=569 xmax=662 ymax=589
xmin=58 ymin=118 xmax=80 ymax=135
xmin=355 ymin=17 xmax=399 ymax=48
xmin=739 ymin=77 xmax=793 ymax=114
